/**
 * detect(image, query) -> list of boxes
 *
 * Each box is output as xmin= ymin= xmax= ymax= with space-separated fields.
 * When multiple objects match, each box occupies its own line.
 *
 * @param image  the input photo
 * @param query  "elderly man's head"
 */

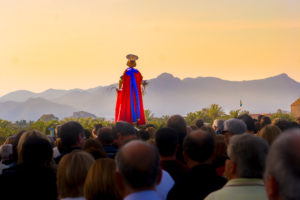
xmin=112 ymin=121 xmax=137 ymax=148
xmin=225 ymin=133 xmax=268 ymax=180
xmin=223 ymin=119 xmax=247 ymax=144
xmin=264 ymin=128 xmax=300 ymax=200
xmin=115 ymin=140 xmax=161 ymax=193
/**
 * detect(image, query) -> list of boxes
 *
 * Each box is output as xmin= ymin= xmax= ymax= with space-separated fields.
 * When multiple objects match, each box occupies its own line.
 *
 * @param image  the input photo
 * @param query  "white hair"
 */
xmin=265 ymin=128 xmax=300 ymax=200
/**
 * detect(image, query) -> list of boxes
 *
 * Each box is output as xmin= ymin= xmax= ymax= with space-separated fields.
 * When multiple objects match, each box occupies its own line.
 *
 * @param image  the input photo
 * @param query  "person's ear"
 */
xmin=156 ymin=168 xmax=162 ymax=185
xmin=264 ymin=175 xmax=279 ymax=200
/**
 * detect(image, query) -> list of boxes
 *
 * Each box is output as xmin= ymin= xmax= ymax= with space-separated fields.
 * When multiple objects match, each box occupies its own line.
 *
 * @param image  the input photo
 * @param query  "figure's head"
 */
xmin=223 ymin=118 xmax=247 ymax=145
xmin=126 ymin=54 xmax=138 ymax=68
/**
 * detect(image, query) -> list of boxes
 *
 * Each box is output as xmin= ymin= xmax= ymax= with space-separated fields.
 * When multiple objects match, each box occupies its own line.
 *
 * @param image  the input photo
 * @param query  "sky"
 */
xmin=0 ymin=0 xmax=299 ymax=96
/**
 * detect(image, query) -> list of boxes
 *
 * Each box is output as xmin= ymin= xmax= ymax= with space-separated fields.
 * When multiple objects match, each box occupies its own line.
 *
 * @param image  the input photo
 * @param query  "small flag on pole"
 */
xmin=240 ymin=100 xmax=243 ymax=108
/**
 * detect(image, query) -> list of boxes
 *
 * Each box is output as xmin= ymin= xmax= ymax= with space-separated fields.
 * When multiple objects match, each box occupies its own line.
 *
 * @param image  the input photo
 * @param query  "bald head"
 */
xmin=116 ymin=140 xmax=160 ymax=190
xmin=183 ymin=130 xmax=215 ymax=163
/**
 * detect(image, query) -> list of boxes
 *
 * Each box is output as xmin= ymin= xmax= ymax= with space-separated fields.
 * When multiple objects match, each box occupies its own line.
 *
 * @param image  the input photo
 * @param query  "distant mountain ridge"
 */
xmin=0 ymin=73 xmax=299 ymax=122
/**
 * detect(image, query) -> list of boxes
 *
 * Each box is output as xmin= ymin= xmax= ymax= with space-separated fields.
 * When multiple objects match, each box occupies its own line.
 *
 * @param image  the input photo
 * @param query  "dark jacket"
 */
xmin=167 ymin=164 xmax=227 ymax=200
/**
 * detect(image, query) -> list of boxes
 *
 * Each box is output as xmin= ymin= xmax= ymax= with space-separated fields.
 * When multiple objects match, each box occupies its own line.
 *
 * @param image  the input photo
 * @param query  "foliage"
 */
xmin=270 ymin=110 xmax=295 ymax=122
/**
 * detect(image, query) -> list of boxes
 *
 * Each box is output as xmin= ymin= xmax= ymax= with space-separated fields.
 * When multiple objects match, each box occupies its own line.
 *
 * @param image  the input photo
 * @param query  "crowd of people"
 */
xmin=0 ymin=114 xmax=300 ymax=200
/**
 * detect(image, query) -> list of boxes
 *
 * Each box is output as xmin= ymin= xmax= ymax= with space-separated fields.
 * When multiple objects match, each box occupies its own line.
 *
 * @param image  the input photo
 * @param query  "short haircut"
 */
xmin=155 ymin=128 xmax=178 ymax=157
xmin=57 ymin=150 xmax=94 ymax=198
xmin=60 ymin=121 xmax=84 ymax=149
xmin=115 ymin=140 xmax=160 ymax=189
xmin=0 ymin=144 xmax=13 ymax=160
xmin=260 ymin=116 xmax=271 ymax=128
xmin=195 ymin=119 xmax=204 ymax=128
xmin=138 ymin=129 xmax=150 ymax=141
xmin=83 ymin=129 xmax=92 ymax=139
xmin=238 ymin=114 xmax=255 ymax=132
xmin=183 ymin=130 xmax=215 ymax=163
xmin=112 ymin=121 xmax=136 ymax=139
xmin=97 ymin=127 xmax=114 ymax=145
xmin=265 ymin=128 xmax=300 ymax=200
xmin=83 ymin=138 xmax=107 ymax=160
xmin=228 ymin=133 xmax=268 ymax=178
xmin=167 ymin=115 xmax=187 ymax=135
xmin=21 ymin=136 xmax=53 ymax=166
xmin=212 ymin=119 xmax=224 ymax=131
xmin=224 ymin=119 xmax=247 ymax=135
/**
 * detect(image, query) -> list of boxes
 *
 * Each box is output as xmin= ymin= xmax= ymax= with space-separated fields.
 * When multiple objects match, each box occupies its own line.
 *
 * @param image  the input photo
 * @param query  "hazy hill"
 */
xmin=0 ymin=73 xmax=300 ymax=121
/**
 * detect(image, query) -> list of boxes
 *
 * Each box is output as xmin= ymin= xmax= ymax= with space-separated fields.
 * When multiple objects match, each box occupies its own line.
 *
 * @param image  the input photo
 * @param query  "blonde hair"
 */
xmin=258 ymin=125 xmax=281 ymax=145
xmin=84 ymin=158 xmax=122 ymax=200
xmin=57 ymin=150 xmax=94 ymax=198
xmin=17 ymin=130 xmax=49 ymax=163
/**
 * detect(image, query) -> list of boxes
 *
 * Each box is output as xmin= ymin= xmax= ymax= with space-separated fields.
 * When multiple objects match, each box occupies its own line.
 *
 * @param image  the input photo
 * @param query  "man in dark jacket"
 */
xmin=167 ymin=130 xmax=227 ymax=200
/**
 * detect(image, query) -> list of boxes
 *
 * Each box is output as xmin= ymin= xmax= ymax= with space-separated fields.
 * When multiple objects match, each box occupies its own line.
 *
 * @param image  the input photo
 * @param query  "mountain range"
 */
xmin=0 ymin=73 xmax=299 ymax=122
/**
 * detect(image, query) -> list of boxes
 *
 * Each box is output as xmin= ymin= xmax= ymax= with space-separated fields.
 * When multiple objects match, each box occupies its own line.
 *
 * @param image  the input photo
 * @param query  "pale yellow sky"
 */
xmin=0 ymin=0 xmax=299 ymax=96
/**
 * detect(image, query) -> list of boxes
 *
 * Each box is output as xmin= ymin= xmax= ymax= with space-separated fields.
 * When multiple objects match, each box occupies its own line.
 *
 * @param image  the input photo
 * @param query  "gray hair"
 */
xmin=265 ymin=128 xmax=300 ymax=200
xmin=0 ymin=144 xmax=13 ymax=160
xmin=228 ymin=133 xmax=268 ymax=178
xmin=224 ymin=118 xmax=247 ymax=135
xmin=213 ymin=119 xmax=224 ymax=131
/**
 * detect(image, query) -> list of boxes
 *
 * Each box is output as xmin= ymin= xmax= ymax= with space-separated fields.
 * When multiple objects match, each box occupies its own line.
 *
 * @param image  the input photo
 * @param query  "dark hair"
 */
xmin=260 ymin=116 xmax=271 ymax=128
xmin=238 ymin=114 xmax=255 ymax=132
xmin=112 ymin=121 xmax=136 ymax=138
xmin=167 ymin=115 xmax=187 ymax=135
xmin=183 ymin=130 xmax=215 ymax=163
xmin=22 ymin=136 xmax=53 ymax=166
xmin=195 ymin=119 xmax=204 ymax=128
xmin=60 ymin=121 xmax=84 ymax=150
xmin=84 ymin=129 xmax=92 ymax=139
xmin=116 ymin=141 xmax=160 ymax=189
xmin=155 ymin=128 xmax=178 ymax=157
xmin=97 ymin=127 xmax=114 ymax=145
xmin=83 ymin=138 xmax=107 ymax=160
xmin=138 ymin=129 xmax=150 ymax=141
xmin=93 ymin=124 xmax=103 ymax=132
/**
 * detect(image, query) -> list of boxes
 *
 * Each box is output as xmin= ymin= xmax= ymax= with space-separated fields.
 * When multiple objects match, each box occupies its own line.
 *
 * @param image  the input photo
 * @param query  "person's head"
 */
xmin=21 ymin=135 xmax=53 ymax=167
xmin=167 ymin=115 xmax=187 ymax=135
xmin=155 ymin=128 xmax=178 ymax=158
xmin=97 ymin=127 xmax=114 ymax=145
xmin=137 ymin=129 xmax=150 ymax=141
xmin=212 ymin=119 xmax=224 ymax=133
xmin=274 ymin=119 xmax=294 ymax=132
xmin=223 ymin=119 xmax=247 ymax=145
xmin=60 ymin=121 xmax=85 ymax=152
xmin=200 ymin=126 xmax=216 ymax=137
xmin=214 ymin=135 xmax=226 ymax=158
xmin=264 ymin=128 xmax=300 ymax=200
xmin=92 ymin=123 xmax=103 ymax=138
xmin=225 ymin=133 xmax=268 ymax=180
xmin=238 ymin=114 xmax=255 ymax=134
xmin=112 ymin=121 xmax=136 ymax=148
xmin=183 ymin=130 xmax=215 ymax=168
xmin=0 ymin=144 xmax=13 ymax=161
xmin=195 ymin=119 xmax=204 ymax=128
xmin=84 ymin=158 xmax=122 ymax=200
xmin=84 ymin=129 xmax=92 ymax=139
xmin=17 ymin=130 xmax=50 ymax=164
xmin=115 ymin=140 xmax=161 ymax=194
xmin=57 ymin=150 xmax=94 ymax=198
xmin=260 ymin=116 xmax=271 ymax=128
xmin=258 ymin=125 xmax=281 ymax=145
xmin=83 ymin=138 xmax=107 ymax=160
xmin=126 ymin=54 xmax=138 ymax=68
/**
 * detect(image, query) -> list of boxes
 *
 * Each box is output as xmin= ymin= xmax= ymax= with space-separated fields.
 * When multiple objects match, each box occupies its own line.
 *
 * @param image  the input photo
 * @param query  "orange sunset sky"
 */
xmin=0 ymin=0 xmax=299 ymax=96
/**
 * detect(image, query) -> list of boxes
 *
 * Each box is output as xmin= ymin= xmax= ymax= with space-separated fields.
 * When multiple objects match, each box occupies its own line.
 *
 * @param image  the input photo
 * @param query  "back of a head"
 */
xmin=0 ymin=144 xmax=13 ymax=160
xmin=21 ymin=136 xmax=53 ymax=167
xmin=97 ymin=127 xmax=114 ymax=145
xmin=260 ymin=116 xmax=271 ymax=128
xmin=265 ymin=128 xmax=300 ymax=200
xmin=224 ymin=118 xmax=247 ymax=135
xmin=275 ymin=120 xmax=297 ymax=132
xmin=183 ymin=130 xmax=215 ymax=163
xmin=238 ymin=114 xmax=255 ymax=133
xmin=84 ymin=158 xmax=121 ymax=200
xmin=212 ymin=119 xmax=224 ymax=131
xmin=167 ymin=115 xmax=187 ymax=135
xmin=57 ymin=150 xmax=95 ymax=198
xmin=60 ymin=121 xmax=84 ymax=150
xmin=112 ymin=121 xmax=136 ymax=138
xmin=258 ymin=125 xmax=281 ymax=145
xmin=155 ymin=128 xmax=178 ymax=157
xmin=83 ymin=138 xmax=107 ymax=160
xmin=115 ymin=140 xmax=160 ymax=190
xmin=195 ymin=119 xmax=204 ymax=128
xmin=138 ymin=129 xmax=150 ymax=141
xmin=94 ymin=123 xmax=103 ymax=133
xmin=228 ymin=133 xmax=268 ymax=178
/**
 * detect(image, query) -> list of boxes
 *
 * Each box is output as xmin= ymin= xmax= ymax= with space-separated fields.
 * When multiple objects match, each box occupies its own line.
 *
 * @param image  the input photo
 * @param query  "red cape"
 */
xmin=115 ymin=68 xmax=146 ymax=125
